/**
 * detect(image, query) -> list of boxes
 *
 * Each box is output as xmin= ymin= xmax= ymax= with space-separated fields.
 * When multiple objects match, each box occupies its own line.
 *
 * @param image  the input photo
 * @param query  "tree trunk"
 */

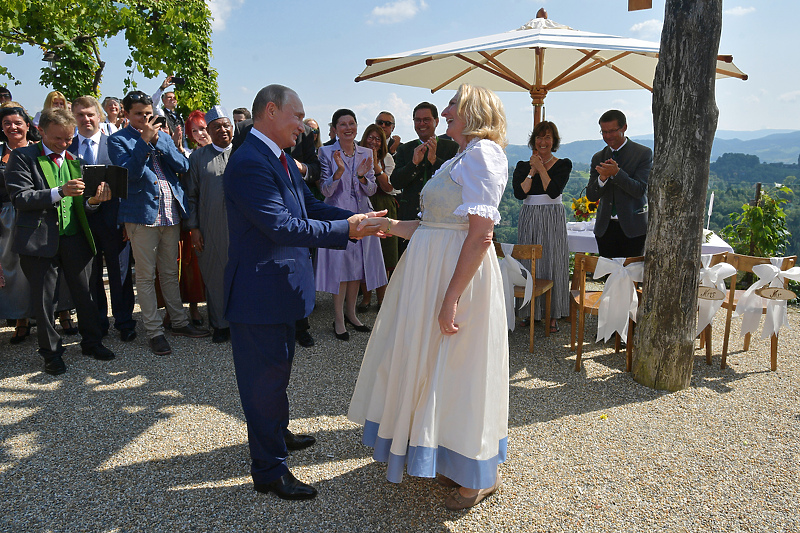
xmin=631 ymin=0 xmax=722 ymax=391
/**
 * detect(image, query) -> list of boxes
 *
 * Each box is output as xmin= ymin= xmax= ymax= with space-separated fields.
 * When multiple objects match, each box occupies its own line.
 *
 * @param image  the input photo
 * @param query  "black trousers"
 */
xmin=20 ymin=234 xmax=104 ymax=359
xmin=595 ymin=219 xmax=646 ymax=258
xmin=89 ymin=220 xmax=135 ymax=333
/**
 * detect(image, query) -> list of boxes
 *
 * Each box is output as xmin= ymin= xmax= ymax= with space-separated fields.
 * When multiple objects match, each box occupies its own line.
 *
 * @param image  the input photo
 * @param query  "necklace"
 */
xmin=340 ymin=143 xmax=356 ymax=158
xmin=543 ymin=155 xmax=555 ymax=165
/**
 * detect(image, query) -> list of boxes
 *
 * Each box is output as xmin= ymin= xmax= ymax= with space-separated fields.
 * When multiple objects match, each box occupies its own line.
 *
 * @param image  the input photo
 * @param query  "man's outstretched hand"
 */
xmin=348 ymin=210 xmax=388 ymax=239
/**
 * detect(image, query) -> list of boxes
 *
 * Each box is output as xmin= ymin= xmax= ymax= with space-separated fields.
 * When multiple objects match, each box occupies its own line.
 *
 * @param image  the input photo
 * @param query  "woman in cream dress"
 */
xmin=349 ymin=84 xmax=509 ymax=511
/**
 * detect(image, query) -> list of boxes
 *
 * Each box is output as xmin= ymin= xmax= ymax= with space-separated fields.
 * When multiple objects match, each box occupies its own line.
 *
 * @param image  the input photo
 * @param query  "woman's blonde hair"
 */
xmin=43 ymin=91 xmax=68 ymax=110
xmin=454 ymin=84 xmax=507 ymax=149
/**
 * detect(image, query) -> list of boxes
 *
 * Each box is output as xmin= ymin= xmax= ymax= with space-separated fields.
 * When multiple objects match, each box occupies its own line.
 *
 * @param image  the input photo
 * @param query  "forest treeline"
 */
xmin=494 ymin=153 xmax=800 ymax=256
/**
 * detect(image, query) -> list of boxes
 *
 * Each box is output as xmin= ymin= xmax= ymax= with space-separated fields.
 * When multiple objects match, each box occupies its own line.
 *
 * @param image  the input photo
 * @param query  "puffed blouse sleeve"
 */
xmin=450 ymin=139 xmax=508 ymax=224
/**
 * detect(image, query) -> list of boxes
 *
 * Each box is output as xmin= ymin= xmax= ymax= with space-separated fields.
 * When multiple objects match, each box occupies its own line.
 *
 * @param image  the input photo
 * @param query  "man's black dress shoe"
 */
xmin=344 ymin=315 xmax=371 ymax=332
xmin=332 ymin=322 xmax=349 ymax=341
xmin=212 ymin=327 xmax=230 ymax=343
xmin=284 ymin=430 xmax=316 ymax=451
xmin=295 ymin=329 xmax=314 ymax=347
xmin=43 ymin=356 xmax=67 ymax=376
xmin=82 ymin=344 xmax=116 ymax=361
xmin=254 ymin=472 xmax=317 ymax=500
xmin=120 ymin=328 xmax=137 ymax=342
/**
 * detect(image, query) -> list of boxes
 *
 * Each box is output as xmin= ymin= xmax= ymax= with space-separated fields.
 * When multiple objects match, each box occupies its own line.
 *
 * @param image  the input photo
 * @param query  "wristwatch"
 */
xmin=57 ymin=185 xmax=66 ymax=198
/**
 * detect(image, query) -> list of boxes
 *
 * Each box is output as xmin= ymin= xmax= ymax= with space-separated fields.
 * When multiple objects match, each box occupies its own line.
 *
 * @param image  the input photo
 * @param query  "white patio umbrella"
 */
xmin=355 ymin=11 xmax=747 ymax=124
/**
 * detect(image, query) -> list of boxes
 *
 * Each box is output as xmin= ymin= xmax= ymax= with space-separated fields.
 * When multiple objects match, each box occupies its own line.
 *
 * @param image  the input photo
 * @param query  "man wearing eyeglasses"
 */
xmin=375 ymin=111 xmax=401 ymax=155
xmin=587 ymin=109 xmax=652 ymax=258
xmin=390 ymin=102 xmax=458 ymax=253
xmin=0 ymin=87 xmax=12 ymax=104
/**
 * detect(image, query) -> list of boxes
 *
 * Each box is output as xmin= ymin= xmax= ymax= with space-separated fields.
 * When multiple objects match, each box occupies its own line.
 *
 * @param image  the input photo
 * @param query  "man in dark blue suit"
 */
xmin=224 ymin=84 xmax=384 ymax=500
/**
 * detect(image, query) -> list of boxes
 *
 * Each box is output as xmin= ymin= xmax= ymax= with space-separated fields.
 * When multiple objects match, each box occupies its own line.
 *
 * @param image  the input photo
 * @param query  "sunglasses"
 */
xmin=376 ymin=119 xmax=394 ymax=127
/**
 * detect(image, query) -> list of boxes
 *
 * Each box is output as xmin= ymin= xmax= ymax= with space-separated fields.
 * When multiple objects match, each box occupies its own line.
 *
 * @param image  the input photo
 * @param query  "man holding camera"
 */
xmin=108 ymin=91 xmax=209 ymax=357
xmin=4 ymin=108 xmax=116 ymax=375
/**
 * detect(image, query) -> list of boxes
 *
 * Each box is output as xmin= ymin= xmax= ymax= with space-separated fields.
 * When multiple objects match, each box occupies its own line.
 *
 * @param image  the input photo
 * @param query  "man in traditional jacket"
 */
xmin=185 ymin=106 xmax=234 ymax=343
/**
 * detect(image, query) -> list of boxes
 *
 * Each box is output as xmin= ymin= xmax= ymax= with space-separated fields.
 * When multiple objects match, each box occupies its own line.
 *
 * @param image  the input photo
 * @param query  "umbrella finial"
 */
xmin=536 ymin=8 xmax=548 ymax=19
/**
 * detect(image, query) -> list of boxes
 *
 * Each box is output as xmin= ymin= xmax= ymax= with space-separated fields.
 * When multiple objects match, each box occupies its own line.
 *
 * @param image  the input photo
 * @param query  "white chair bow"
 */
xmin=497 ymin=243 xmax=533 ymax=331
xmin=696 ymin=254 xmax=737 ymax=336
xmin=734 ymin=258 xmax=800 ymax=339
xmin=594 ymin=257 xmax=644 ymax=342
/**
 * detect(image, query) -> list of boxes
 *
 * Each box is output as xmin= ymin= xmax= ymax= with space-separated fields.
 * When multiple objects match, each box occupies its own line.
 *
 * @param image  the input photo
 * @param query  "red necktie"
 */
xmin=279 ymin=152 xmax=290 ymax=177
xmin=49 ymin=152 xmax=62 ymax=167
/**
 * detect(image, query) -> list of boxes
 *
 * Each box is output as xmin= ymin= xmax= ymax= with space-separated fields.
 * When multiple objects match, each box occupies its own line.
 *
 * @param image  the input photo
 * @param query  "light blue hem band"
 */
xmin=362 ymin=419 xmax=507 ymax=490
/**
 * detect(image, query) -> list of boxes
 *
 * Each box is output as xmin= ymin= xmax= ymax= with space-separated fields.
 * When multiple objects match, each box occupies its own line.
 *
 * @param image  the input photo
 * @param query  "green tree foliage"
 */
xmin=0 ymin=0 xmax=219 ymax=115
xmin=721 ymin=186 xmax=792 ymax=258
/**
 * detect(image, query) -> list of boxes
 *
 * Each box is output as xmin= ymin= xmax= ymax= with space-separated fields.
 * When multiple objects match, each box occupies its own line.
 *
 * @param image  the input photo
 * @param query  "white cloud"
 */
xmin=779 ymin=90 xmax=800 ymax=103
xmin=207 ymin=0 xmax=245 ymax=31
xmin=368 ymin=0 xmax=429 ymax=25
xmin=724 ymin=6 xmax=756 ymax=16
xmin=629 ymin=19 xmax=663 ymax=39
xmin=239 ymin=86 xmax=251 ymax=94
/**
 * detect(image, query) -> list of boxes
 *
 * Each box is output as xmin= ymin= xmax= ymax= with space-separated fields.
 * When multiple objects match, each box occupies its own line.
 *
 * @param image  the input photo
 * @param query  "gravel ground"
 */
xmin=1 ymin=291 xmax=798 ymax=532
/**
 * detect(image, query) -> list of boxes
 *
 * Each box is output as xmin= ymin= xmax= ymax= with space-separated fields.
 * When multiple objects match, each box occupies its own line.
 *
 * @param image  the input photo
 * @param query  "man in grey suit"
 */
xmin=587 ymin=109 xmax=653 ymax=258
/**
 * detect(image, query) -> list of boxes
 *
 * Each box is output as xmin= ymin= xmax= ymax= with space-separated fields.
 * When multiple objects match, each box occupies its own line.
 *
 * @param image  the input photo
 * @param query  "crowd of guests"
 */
xmin=0 ymin=78 xmax=652 ymax=510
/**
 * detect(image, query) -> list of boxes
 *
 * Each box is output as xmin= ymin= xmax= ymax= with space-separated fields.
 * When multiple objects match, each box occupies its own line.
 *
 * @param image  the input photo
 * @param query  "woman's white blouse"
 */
xmin=450 ymin=138 xmax=508 ymax=224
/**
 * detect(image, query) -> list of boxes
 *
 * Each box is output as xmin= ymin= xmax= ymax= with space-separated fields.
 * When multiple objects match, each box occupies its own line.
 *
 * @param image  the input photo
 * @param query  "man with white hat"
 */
xmin=185 ymin=105 xmax=235 ymax=343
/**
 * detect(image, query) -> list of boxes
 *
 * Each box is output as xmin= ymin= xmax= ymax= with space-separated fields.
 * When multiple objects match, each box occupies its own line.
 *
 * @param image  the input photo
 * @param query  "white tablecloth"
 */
xmin=567 ymin=229 xmax=734 ymax=254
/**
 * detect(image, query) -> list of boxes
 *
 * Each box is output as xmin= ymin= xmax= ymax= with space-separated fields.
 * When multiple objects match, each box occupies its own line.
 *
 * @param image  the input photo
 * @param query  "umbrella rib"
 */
xmin=452 ymin=53 xmax=530 ymax=90
xmin=545 ymin=51 xmax=600 ymax=90
xmin=479 ymin=51 xmax=532 ymax=90
xmin=716 ymin=67 xmax=747 ymax=80
xmin=430 ymin=52 xmax=504 ymax=93
xmin=553 ymin=51 xmax=633 ymax=88
xmin=355 ymin=56 xmax=436 ymax=82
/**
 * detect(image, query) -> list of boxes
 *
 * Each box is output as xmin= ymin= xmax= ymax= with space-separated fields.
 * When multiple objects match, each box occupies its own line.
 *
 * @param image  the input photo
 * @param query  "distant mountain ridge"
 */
xmin=506 ymin=130 xmax=800 ymax=166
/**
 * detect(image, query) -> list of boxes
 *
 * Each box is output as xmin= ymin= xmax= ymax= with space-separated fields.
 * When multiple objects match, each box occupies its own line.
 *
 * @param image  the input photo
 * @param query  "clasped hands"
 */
xmin=595 ymin=158 xmax=620 ymax=182
xmin=411 ymin=137 xmax=438 ymax=166
xmin=62 ymin=179 xmax=112 ymax=205
xmin=348 ymin=210 xmax=388 ymax=239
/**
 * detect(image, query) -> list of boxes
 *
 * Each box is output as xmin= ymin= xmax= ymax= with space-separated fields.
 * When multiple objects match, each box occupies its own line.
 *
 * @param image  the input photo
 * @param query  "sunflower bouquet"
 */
xmin=571 ymin=195 xmax=598 ymax=222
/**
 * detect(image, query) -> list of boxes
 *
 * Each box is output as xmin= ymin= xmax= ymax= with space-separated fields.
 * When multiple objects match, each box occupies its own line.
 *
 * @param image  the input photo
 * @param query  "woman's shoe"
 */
xmin=344 ymin=315 xmax=371 ymax=332
xmin=9 ymin=324 xmax=31 ymax=345
xmin=519 ymin=318 xmax=530 ymax=328
xmin=550 ymin=321 xmax=560 ymax=334
xmin=444 ymin=473 xmax=502 ymax=511
xmin=333 ymin=322 xmax=349 ymax=341
xmin=356 ymin=300 xmax=371 ymax=313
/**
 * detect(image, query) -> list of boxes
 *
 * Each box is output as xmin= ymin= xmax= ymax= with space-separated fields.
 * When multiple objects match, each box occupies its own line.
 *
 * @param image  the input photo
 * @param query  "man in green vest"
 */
xmin=5 ymin=108 xmax=115 ymax=375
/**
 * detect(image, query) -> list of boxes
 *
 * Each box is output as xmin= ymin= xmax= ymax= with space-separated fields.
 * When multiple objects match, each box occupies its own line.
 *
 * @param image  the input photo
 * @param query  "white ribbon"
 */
xmin=733 ymin=258 xmax=800 ymax=339
xmin=497 ymin=243 xmax=533 ymax=331
xmin=593 ymin=257 xmax=644 ymax=342
xmin=696 ymin=254 xmax=737 ymax=336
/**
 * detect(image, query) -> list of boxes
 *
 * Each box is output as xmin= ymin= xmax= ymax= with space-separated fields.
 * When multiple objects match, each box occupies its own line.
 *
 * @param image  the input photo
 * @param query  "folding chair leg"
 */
xmin=771 ymin=334 xmax=778 ymax=371
xmin=743 ymin=332 xmax=751 ymax=352
xmin=528 ymin=297 xmax=535 ymax=354
xmin=721 ymin=308 xmax=733 ymax=370
xmin=614 ymin=334 xmax=621 ymax=353
xmin=704 ymin=325 xmax=712 ymax=365
xmin=544 ymin=291 xmax=552 ymax=338
xmin=699 ymin=332 xmax=705 ymax=349
xmin=570 ymin=302 xmax=576 ymax=351
xmin=575 ymin=311 xmax=585 ymax=371
xmin=626 ymin=319 xmax=634 ymax=372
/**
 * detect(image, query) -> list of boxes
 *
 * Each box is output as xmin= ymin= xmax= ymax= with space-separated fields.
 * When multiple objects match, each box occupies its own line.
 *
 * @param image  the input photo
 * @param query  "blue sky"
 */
xmin=2 ymin=0 xmax=797 ymax=146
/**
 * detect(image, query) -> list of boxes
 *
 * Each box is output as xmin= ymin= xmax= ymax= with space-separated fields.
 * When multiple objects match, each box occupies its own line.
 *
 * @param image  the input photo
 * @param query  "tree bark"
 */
xmin=631 ymin=0 xmax=722 ymax=391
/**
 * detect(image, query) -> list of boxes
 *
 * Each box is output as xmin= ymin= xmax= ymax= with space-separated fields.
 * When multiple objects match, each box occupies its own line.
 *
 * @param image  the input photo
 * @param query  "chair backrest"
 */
xmin=726 ymin=253 xmax=797 ymax=289
xmin=705 ymin=252 xmax=728 ymax=268
xmin=493 ymin=242 xmax=543 ymax=261
xmin=494 ymin=243 xmax=543 ymax=282
xmin=570 ymin=253 xmax=644 ymax=291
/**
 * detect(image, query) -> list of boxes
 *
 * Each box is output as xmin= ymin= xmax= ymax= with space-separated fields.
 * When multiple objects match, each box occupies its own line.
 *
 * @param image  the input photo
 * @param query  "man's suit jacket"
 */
xmin=69 ymin=133 xmax=120 ymax=229
xmin=107 ymin=125 xmax=189 ymax=225
xmin=232 ymin=119 xmax=321 ymax=185
xmin=390 ymin=136 xmax=459 ymax=220
xmin=586 ymin=139 xmax=653 ymax=239
xmin=4 ymin=143 xmax=95 ymax=257
xmin=223 ymin=131 xmax=353 ymax=326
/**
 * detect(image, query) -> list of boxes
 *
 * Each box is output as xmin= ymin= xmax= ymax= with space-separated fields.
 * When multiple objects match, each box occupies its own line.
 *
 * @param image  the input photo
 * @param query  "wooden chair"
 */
xmin=720 ymin=253 xmax=797 ymax=371
xmin=696 ymin=252 xmax=730 ymax=365
xmin=494 ymin=243 xmax=553 ymax=353
xmin=570 ymin=253 xmax=644 ymax=372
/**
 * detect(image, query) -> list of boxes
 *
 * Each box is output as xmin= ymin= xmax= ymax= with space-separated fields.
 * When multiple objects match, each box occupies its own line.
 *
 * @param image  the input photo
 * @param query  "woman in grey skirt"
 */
xmin=512 ymin=121 xmax=572 ymax=333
